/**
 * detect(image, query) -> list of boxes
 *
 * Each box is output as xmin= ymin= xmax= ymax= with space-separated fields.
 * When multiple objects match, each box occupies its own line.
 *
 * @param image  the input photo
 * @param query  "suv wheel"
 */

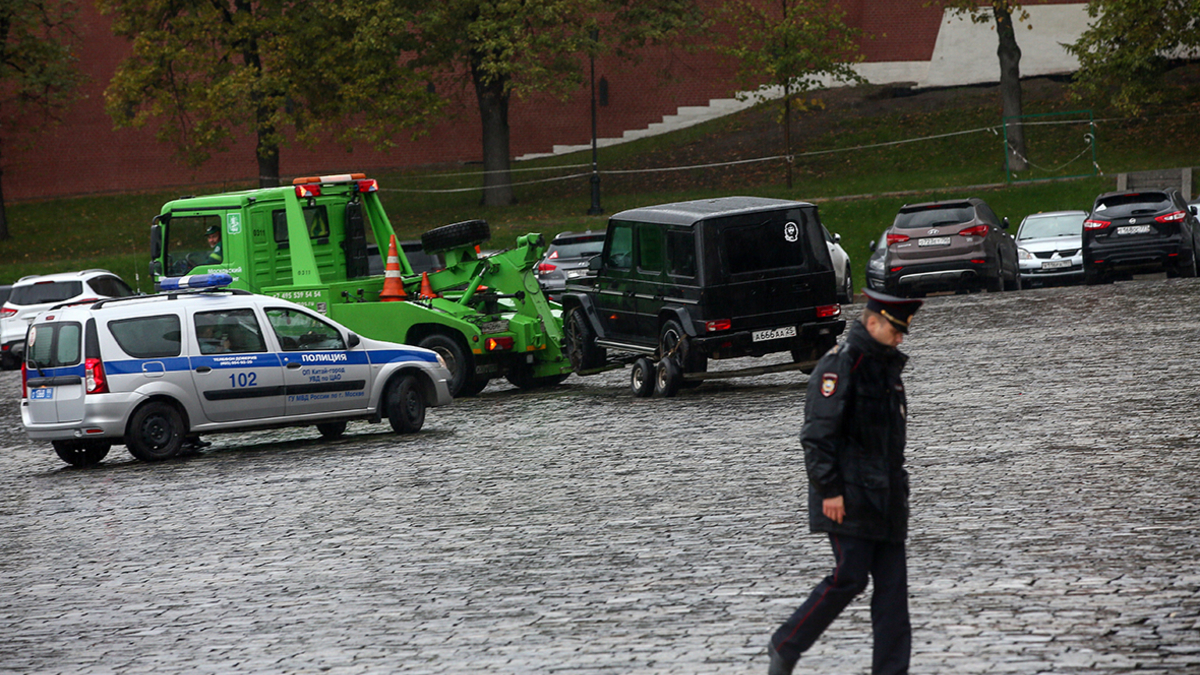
xmin=630 ymin=357 xmax=655 ymax=398
xmin=564 ymin=306 xmax=606 ymax=373
xmin=1084 ymin=268 xmax=1108 ymax=285
xmin=385 ymin=374 xmax=426 ymax=433
xmin=506 ymin=363 xmax=569 ymax=390
xmin=1175 ymin=255 xmax=1198 ymax=278
xmin=659 ymin=319 xmax=706 ymax=375
xmin=126 ymin=402 xmax=185 ymax=462
xmin=52 ymin=440 xmax=111 ymax=467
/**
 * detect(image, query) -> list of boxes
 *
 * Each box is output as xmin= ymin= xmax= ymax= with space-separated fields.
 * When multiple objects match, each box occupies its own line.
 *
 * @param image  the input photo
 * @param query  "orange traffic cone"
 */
xmin=419 ymin=271 xmax=440 ymax=299
xmin=379 ymin=235 xmax=408 ymax=302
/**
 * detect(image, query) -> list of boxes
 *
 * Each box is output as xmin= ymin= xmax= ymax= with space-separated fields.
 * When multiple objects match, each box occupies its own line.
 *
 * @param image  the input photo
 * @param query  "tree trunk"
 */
xmin=0 ymin=142 xmax=8 ymax=242
xmin=472 ymin=61 xmax=515 ymax=206
xmin=257 ymin=125 xmax=280 ymax=188
xmin=994 ymin=3 xmax=1028 ymax=172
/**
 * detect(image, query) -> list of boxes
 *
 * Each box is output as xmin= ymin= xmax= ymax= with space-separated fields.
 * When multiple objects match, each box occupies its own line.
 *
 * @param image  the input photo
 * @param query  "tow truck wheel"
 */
xmin=316 ymin=421 xmax=348 ymax=439
xmin=654 ymin=358 xmax=682 ymax=397
xmin=52 ymin=440 xmax=111 ymax=467
xmin=630 ymin=358 xmax=655 ymax=397
xmin=126 ymin=401 xmax=185 ymax=462
xmin=506 ymin=364 xmax=569 ymax=390
xmin=564 ymin=306 xmax=606 ymax=372
xmin=385 ymin=374 xmax=426 ymax=434
xmin=418 ymin=333 xmax=473 ymax=397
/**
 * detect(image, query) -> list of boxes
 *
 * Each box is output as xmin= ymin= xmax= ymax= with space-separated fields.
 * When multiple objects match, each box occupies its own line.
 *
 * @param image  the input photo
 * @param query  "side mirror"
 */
xmin=150 ymin=223 xmax=162 ymax=260
xmin=833 ymin=233 xmax=842 ymax=244
xmin=1002 ymin=217 xmax=1011 ymax=230
xmin=867 ymin=240 xmax=876 ymax=251
xmin=347 ymin=332 xmax=361 ymax=348
xmin=588 ymin=255 xmax=603 ymax=271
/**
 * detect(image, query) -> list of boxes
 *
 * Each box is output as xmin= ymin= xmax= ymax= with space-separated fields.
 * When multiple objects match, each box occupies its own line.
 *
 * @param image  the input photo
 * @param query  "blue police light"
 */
xmin=157 ymin=273 xmax=233 ymax=291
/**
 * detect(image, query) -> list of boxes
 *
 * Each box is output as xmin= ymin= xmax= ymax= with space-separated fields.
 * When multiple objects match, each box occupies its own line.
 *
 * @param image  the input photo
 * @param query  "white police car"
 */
xmin=20 ymin=274 xmax=453 ymax=466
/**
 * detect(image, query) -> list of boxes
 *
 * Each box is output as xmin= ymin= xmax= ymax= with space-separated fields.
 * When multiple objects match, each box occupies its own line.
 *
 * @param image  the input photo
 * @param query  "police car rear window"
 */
xmin=109 ymin=315 xmax=182 ymax=358
xmin=26 ymin=322 xmax=82 ymax=367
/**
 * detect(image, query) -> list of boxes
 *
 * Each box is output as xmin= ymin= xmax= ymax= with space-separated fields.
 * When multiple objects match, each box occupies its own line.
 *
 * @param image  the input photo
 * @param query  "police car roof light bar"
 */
xmin=157 ymin=273 xmax=234 ymax=291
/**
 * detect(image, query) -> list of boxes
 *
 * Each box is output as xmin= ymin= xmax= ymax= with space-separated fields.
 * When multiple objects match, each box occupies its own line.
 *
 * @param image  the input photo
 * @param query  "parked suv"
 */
xmin=20 ymin=274 xmax=452 ymax=467
xmin=881 ymin=198 xmax=1020 ymax=296
xmin=559 ymin=196 xmax=845 ymax=397
xmin=2 ymin=269 xmax=135 ymax=370
xmin=1082 ymin=189 xmax=1199 ymax=284
xmin=535 ymin=230 xmax=606 ymax=300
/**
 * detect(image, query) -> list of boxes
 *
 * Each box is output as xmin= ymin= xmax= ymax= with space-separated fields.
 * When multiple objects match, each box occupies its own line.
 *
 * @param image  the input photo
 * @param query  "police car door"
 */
xmin=263 ymin=306 xmax=372 ymax=415
xmin=189 ymin=308 xmax=286 ymax=422
xmin=23 ymin=320 xmax=86 ymax=425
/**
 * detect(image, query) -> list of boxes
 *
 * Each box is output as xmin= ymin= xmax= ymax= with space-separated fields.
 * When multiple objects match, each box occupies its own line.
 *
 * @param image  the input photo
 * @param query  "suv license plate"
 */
xmin=1042 ymin=259 xmax=1071 ymax=270
xmin=753 ymin=326 xmax=797 ymax=342
xmin=1116 ymin=225 xmax=1151 ymax=235
xmin=919 ymin=237 xmax=952 ymax=247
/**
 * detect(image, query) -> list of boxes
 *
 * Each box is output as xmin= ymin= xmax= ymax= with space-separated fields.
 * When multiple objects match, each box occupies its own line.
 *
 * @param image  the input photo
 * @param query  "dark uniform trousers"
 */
xmin=771 ymin=533 xmax=911 ymax=675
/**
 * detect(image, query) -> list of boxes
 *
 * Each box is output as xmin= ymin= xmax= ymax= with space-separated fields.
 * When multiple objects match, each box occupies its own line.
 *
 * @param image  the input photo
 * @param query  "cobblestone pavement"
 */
xmin=1 ymin=279 xmax=1198 ymax=675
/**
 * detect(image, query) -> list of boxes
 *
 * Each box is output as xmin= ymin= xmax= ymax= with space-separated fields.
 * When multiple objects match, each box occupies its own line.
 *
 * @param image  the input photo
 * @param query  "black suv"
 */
xmin=1083 ymin=189 xmax=1199 ymax=284
xmin=559 ymin=196 xmax=845 ymax=397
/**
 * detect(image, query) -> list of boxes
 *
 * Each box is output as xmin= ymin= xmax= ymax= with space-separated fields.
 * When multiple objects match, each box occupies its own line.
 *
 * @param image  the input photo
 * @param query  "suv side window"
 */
xmin=605 ymin=223 xmax=634 ymax=269
xmin=194 ymin=309 xmax=267 ymax=355
xmin=975 ymin=202 xmax=1000 ymax=226
xmin=667 ymin=229 xmax=696 ymax=278
xmin=87 ymin=275 xmax=135 ymax=299
xmin=109 ymin=315 xmax=182 ymax=358
xmin=637 ymin=224 xmax=665 ymax=273
xmin=265 ymin=308 xmax=346 ymax=351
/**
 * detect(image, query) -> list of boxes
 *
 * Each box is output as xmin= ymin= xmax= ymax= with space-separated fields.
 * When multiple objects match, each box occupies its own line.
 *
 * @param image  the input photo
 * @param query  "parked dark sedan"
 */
xmin=880 ymin=197 xmax=1020 ymax=296
xmin=535 ymin=230 xmax=606 ymax=300
xmin=865 ymin=229 xmax=889 ymax=291
xmin=1083 ymin=189 xmax=1199 ymax=284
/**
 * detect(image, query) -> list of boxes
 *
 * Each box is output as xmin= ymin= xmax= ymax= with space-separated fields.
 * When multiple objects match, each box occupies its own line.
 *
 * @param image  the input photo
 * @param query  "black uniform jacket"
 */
xmin=802 ymin=320 xmax=910 ymax=543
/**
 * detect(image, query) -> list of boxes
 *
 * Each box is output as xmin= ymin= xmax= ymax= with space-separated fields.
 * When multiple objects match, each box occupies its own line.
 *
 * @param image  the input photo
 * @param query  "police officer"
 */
xmin=205 ymin=224 xmax=223 ymax=264
xmin=767 ymin=289 xmax=923 ymax=675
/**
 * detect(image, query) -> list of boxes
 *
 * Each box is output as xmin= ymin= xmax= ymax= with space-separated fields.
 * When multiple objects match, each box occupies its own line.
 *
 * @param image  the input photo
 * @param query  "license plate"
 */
xmin=30 ymin=387 xmax=54 ymax=400
xmin=918 ymin=237 xmax=951 ymax=247
xmin=1116 ymin=225 xmax=1151 ymax=235
xmin=753 ymin=326 xmax=797 ymax=342
xmin=566 ymin=270 xmax=586 ymax=279
xmin=480 ymin=320 xmax=509 ymax=334
xmin=1042 ymin=259 xmax=1072 ymax=270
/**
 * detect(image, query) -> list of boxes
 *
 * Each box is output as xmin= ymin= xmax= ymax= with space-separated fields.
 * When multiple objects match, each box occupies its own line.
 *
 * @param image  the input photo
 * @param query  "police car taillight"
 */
xmin=20 ymin=360 xmax=27 ymax=399
xmin=85 ymin=358 xmax=109 ymax=394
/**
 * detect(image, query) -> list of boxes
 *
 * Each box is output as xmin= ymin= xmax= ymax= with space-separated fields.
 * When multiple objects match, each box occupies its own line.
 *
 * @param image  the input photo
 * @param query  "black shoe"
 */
xmin=767 ymin=641 xmax=795 ymax=675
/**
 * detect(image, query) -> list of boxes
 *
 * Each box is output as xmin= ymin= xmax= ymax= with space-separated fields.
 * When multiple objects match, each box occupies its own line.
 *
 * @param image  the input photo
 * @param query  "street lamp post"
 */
xmin=587 ymin=28 xmax=603 ymax=216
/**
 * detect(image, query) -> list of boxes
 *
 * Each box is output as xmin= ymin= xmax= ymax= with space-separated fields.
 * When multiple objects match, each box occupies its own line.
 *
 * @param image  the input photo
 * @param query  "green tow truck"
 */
xmin=148 ymin=172 xmax=571 ymax=396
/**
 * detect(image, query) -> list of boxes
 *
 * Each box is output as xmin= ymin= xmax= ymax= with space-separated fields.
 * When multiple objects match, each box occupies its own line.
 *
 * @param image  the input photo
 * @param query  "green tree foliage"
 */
xmin=935 ymin=1 xmax=1030 ymax=172
xmin=0 ymin=0 xmax=83 ymax=241
xmin=376 ymin=0 xmax=704 ymax=207
xmin=1067 ymin=0 xmax=1200 ymax=115
xmin=716 ymin=0 xmax=864 ymax=187
xmin=99 ymin=0 xmax=440 ymax=187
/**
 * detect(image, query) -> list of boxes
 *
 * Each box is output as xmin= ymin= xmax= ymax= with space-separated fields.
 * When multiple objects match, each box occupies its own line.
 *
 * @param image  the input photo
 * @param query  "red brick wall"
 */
xmin=3 ymin=0 xmax=1081 ymax=202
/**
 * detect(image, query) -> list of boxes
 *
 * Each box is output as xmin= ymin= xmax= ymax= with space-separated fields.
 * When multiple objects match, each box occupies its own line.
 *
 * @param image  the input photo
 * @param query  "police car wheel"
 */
xmin=316 ymin=421 xmax=348 ymax=439
xmin=126 ymin=402 xmax=185 ymax=462
xmin=386 ymin=374 xmax=426 ymax=434
xmin=52 ymin=440 xmax=111 ymax=467
xmin=630 ymin=357 xmax=655 ymax=398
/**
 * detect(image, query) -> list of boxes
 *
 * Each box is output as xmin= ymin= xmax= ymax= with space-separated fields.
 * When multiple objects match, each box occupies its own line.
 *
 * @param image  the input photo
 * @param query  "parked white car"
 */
xmin=823 ymin=225 xmax=854 ymax=303
xmin=21 ymin=274 xmax=452 ymax=466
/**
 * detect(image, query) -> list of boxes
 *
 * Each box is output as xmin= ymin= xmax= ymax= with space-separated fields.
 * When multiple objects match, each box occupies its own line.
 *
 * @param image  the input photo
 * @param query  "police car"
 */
xmin=20 ymin=274 xmax=453 ymax=467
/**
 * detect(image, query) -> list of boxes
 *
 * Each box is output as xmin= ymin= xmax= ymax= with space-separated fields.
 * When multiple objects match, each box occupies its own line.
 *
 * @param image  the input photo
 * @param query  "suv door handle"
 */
xmin=195 ymin=366 xmax=212 ymax=373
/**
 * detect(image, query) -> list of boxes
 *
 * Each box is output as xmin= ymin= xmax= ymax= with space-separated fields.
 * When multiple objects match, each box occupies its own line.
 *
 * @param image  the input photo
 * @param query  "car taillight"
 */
xmin=959 ymin=225 xmax=989 ymax=237
xmin=816 ymin=304 xmax=841 ymax=319
xmin=886 ymin=233 xmax=910 ymax=245
xmin=705 ymin=319 xmax=731 ymax=332
xmin=85 ymin=358 xmax=109 ymax=394
xmin=1155 ymin=211 xmax=1186 ymax=223
xmin=1083 ymin=219 xmax=1111 ymax=230
xmin=0 ymin=307 xmax=14 ymax=318
xmin=537 ymin=262 xmax=557 ymax=273
xmin=484 ymin=337 xmax=513 ymax=351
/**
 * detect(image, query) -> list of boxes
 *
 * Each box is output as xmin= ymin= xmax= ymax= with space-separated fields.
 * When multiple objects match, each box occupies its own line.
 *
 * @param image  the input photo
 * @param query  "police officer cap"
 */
xmin=863 ymin=289 xmax=923 ymax=334
xmin=206 ymin=224 xmax=220 ymax=236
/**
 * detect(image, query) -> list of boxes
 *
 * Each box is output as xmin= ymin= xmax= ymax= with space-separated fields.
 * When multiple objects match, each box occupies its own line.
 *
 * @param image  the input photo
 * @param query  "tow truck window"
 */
xmin=165 ymin=215 xmax=223 ymax=275
xmin=265 ymin=308 xmax=345 ymax=351
xmin=194 ymin=310 xmax=266 ymax=355
xmin=272 ymin=206 xmax=331 ymax=245
xmin=109 ymin=315 xmax=181 ymax=358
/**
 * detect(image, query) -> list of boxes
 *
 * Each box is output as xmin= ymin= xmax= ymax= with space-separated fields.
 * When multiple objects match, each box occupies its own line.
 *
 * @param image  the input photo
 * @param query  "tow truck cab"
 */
xmin=149 ymin=173 xmax=571 ymax=397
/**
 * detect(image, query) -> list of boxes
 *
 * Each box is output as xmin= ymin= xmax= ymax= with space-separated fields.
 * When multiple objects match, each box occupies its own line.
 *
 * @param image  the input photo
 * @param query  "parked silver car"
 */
xmin=1016 ymin=210 xmax=1086 ymax=286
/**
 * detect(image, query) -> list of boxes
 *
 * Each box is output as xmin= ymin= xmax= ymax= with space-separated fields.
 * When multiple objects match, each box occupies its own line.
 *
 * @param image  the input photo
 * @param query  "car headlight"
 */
xmin=868 ymin=257 xmax=885 ymax=271
xmin=1018 ymin=248 xmax=1034 ymax=261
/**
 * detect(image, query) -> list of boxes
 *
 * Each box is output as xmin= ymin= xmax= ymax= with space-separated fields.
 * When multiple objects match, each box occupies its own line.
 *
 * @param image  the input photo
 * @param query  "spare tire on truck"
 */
xmin=421 ymin=220 xmax=491 ymax=254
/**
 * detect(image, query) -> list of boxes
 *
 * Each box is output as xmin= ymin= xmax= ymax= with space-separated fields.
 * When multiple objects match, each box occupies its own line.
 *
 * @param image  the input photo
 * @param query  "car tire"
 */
xmin=985 ymin=272 xmax=1003 ymax=292
xmin=52 ymin=440 xmax=111 ymax=467
xmin=1084 ymin=268 xmax=1107 ymax=285
xmin=458 ymin=376 xmax=490 ymax=397
xmin=630 ymin=357 xmax=655 ymax=398
xmin=505 ymin=364 xmax=569 ymax=390
xmin=385 ymin=374 xmax=426 ymax=434
xmin=1177 ymin=254 xmax=1198 ymax=278
xmin=0 ymin=352 xmax=18 ymax=371
xmin=838 ymin=263 xmax=854 ymax=304
xmin=316 ymin=421 xmax=348 ymax=439
xmin=659 ymin=319 xmax=706 ymax=375
xmin=1004 ymin=270 xmax=1021 ymax=291
xmin=563 ymin=306 xmax=606 ymax=373
xmin=420 ymin=219 xmax=491 ymax=254
xmin=654 ymin=358 xmax=682 ymax=398
xmin=126 ymin=401 xmax=185 ymax=462
xmin=417 ymin=333 xmax=473 ymax=398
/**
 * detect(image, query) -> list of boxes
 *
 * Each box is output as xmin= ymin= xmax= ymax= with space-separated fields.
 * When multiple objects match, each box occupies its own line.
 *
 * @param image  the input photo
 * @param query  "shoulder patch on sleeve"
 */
xmin=820 ymin=372 xmax=839 ymax=397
